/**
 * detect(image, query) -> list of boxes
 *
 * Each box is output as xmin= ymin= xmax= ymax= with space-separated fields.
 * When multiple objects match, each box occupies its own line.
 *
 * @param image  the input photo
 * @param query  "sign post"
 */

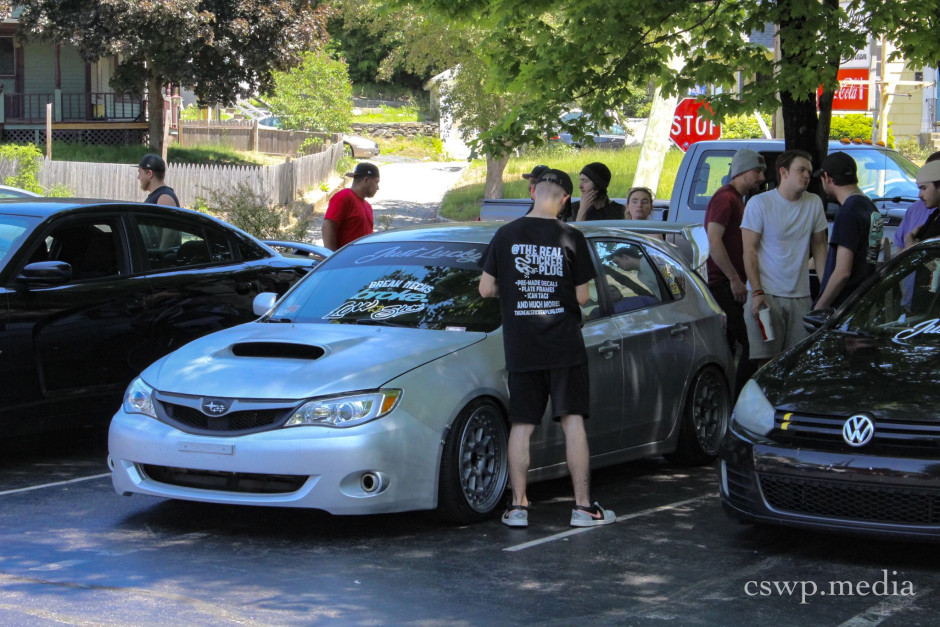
xmin=670 ymin=98 xmax=721 ymax=152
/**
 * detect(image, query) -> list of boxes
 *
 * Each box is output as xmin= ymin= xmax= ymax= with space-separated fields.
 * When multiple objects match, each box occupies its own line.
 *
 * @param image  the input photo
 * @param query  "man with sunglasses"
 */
xmin=479 ymin=169 xmax=616 ymax=529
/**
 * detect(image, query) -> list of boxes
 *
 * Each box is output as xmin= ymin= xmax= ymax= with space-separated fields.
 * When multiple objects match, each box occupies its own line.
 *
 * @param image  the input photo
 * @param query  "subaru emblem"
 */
xmin=842 ymin=414 xmax=874 ymax=447
xmin=201 ymin=398 xmax=231 ymax=416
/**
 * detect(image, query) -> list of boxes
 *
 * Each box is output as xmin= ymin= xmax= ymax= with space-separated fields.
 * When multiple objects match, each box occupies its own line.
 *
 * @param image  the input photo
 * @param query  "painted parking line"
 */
xmin=0 ymin=472 xmax=111 ymax=497
xmin=504 ymin=494 xmax=713 ymax=552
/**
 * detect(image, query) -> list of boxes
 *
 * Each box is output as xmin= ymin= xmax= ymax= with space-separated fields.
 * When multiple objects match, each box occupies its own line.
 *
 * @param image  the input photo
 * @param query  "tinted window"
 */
xmin=137 ymin=216 xmax=233 ymax=269
xmin=0 ymin=37 xmax=13 ymax=76
xmin=838 ymin=247 xmax=940 ymax=346
xmin=268 ymin=241 xmax=500 ymax=332
xmin=851 ymin=149 xmax=919 ymax=200
xmin=43 ymin=218 xmax=122 ymax=280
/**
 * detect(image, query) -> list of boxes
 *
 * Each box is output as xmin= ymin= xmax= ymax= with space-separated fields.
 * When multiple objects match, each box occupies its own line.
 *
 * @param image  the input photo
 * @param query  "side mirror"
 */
xmin=803 ymin=308 xmax=834 ymax=333
xmin=18 ymin=261 xmax=72 ymax=284
xmin=253 ymin=292 xmax=278 ymax=317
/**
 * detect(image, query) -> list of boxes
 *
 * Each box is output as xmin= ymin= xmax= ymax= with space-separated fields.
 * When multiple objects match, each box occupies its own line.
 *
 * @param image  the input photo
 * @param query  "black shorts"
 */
xmin=508 ymin=364 xmax=590 ymax=425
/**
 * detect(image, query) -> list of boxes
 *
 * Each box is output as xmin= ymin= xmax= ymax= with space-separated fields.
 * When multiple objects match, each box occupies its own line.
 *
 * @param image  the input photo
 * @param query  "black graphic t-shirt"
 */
xmin=481 ymin=217 xmax=596 ymax=372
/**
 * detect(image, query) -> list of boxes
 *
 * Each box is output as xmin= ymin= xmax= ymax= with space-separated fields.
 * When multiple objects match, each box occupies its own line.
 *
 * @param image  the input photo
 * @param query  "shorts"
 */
xmin=508 ymin=364 xmax=590 ymax=425
xmin=745 ymin=293 xmax=812 ymax=360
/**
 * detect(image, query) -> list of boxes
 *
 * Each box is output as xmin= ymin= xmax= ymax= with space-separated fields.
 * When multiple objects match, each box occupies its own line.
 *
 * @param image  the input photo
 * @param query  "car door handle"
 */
xmin=598 ymin=340 xmax=620 ymax=358
xmin=670 ymin=324 xmax=690 ymax=336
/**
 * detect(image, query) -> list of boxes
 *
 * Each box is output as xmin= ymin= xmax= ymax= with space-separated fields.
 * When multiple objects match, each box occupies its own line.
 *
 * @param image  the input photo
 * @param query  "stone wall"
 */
xmin=350 ymin=122 xmax=439 ymax=138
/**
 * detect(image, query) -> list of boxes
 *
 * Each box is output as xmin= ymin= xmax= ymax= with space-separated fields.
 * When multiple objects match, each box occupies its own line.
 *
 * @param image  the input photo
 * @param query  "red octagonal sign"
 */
xmin=670 ymin=98 xmax=721 ymax=152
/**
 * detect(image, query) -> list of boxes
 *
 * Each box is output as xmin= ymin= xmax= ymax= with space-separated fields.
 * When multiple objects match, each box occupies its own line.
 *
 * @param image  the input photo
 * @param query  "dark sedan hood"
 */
xmin=757 ymin=331 xmax=940 ymax=422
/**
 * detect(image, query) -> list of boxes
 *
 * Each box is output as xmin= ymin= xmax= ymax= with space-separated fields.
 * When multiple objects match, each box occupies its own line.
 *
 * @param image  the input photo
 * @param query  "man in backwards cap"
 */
xmin=323 ymin=162 xmax=379 ymax=251
xmin=136 ymin=154 xmax=180 ymax=207
xmin=479 ymin=169 xmax=616 ymax=529
xmin=814 ymin=151 xmax=883 ymax=309
xmin=909 ymin=159 xmax=940 ymax=245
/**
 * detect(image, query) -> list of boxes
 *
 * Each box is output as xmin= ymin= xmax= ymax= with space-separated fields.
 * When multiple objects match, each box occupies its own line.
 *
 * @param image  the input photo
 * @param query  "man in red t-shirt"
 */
xmin=705 ymin=149 xmax=765 ymax=395
xmin=323 ymin=162 xmax=380 ymax=251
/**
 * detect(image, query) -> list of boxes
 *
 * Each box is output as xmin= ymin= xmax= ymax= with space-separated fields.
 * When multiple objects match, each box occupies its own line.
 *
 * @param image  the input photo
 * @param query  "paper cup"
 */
xmin=758 ymin=307 xmax=775 ymax=342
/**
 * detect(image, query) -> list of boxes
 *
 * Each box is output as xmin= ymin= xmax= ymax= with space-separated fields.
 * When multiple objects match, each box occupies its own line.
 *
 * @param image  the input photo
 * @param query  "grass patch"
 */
xmin=376 ymin=135 xmax=446 ymax=160
xmin=38 ymin=141 xmax=281 ymax=166
xmin=354 ymin=104 xmax=424 ymax=123
xmin=441 ymin=145 xmax=685 ymax=221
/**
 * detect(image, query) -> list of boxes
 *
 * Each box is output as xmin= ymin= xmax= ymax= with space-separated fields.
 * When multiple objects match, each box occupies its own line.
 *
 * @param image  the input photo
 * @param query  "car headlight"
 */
xmin=731 ymin=379 xmax=775 ymax=436
xmin=285 ymin=390 xmax=402 ymax=428
xmin=123 ymin=377 xmax=156 ymax=419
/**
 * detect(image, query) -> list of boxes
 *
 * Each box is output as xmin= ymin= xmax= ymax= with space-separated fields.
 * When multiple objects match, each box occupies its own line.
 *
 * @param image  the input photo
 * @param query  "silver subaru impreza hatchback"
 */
xmin=109 ymin=222 xmax=732 ymax=523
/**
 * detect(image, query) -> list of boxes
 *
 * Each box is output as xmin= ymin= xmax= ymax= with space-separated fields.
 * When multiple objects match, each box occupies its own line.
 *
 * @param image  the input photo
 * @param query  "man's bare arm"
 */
xmin=814 ymin=245 xmax=853 ymax=309
xmin=707 ymin=221 xmax=747 ymax=302
xmin=479 ymin=271 xmax=498 ymax=298
xmin=322 ymin=219 xmax=339 ymax=251
xmin=741 ymin=228 xmax=766 ymax=317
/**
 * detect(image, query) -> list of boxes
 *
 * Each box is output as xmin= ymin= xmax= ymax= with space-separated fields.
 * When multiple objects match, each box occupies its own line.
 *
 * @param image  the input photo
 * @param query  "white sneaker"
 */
xmin=570 ymin=502 xmax=616 ymax=527
xmin=501 ymin=505 xmax=529 ymax=528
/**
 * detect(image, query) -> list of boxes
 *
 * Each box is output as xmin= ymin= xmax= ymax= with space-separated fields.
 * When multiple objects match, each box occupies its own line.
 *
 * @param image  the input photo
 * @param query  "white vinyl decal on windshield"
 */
xmin=353 ymin=245 xmax=482 ymax=266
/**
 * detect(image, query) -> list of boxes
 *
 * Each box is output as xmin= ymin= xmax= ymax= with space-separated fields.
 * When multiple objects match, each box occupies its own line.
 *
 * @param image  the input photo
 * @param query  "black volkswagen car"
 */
xmin=0 ymin=199 xmax=322 ymax=436
xmin=719 ymin=238 xmax=940 ymax=541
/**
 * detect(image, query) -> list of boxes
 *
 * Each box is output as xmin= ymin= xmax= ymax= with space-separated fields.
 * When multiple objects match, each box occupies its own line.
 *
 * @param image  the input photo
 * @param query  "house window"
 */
xmin=0 ymin=37 xmax=13 ymax=76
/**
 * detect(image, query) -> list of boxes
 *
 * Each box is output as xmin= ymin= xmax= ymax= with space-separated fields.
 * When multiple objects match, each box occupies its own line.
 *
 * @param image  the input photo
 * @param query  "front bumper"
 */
xmin=108 ymin=408 xmax=442 ymax=514
xmin=718 ymin=424 xmax=940 ymax=541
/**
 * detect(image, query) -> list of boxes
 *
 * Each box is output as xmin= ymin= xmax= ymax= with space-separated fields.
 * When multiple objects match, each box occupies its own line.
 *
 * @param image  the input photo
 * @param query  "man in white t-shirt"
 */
xmin=741 ymin=149 xmax=829 ymax=363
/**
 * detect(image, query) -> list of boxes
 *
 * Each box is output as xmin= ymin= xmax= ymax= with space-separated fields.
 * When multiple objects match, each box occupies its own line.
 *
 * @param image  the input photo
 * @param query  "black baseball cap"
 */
xmin=345 ymin=162 xmax=380 ymax=178
xmin=813 ymin=151 xmax=856 ymax=179
xmin=522 ymin=164 xmax=549 ymax=181
xmin=135 ymin=154 xmax=166 ymax=173
xmin=536 ymin=169 xmax=574 ymax=195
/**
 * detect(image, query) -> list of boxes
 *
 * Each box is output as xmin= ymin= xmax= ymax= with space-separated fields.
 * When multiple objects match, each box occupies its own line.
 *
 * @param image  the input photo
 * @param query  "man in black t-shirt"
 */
xmin=479 ymin=168 xmax=616 ymax=529
xmin=815 ymin=152 xmax=883 ymax=309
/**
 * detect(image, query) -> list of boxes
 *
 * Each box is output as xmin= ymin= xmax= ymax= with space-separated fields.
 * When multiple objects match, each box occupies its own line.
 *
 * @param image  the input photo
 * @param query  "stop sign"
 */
xmin=670 ymin=98 xmax=721 ymax=152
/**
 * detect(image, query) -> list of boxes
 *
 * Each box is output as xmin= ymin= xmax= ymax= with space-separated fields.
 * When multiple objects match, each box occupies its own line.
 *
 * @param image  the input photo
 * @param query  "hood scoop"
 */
xmin=231 ymin=342 xmax=325 ymax=360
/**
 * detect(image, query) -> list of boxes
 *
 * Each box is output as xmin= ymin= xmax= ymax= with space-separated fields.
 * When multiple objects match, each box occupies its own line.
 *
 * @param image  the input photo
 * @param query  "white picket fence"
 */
xmin=33 ymin=143 xmax=343 ymax=207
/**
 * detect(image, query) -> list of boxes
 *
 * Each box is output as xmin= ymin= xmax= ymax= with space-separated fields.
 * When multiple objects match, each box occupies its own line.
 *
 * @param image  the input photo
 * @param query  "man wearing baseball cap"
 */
xmin=522 ymin=164 xmax=550 ymax=200
xmin=479 ymin=168 xmax=616 ymax=529
xmin=323 ymin=162 xmax=379 ymax=251
xmin=704 ymin=148 xmax=765 ymax=395
xmin=136 ymin=154 xmax=180 ymax=207
xmin=908 ymin=159 xmax=940 ymax=244
xmin=814 ymin=151 xmax=883 ymax=309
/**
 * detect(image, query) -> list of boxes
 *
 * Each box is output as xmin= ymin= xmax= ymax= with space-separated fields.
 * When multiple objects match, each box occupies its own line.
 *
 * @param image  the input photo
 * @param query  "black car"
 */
xmin=719 ymin=238 xmax=940 ymax=541
xmin=0 ymin=199 xmax=322 ymax=436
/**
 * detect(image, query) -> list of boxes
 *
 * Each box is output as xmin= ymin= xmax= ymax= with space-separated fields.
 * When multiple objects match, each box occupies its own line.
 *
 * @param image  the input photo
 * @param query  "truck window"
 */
xmin=688 ymin=151 xmax=734 ymax=213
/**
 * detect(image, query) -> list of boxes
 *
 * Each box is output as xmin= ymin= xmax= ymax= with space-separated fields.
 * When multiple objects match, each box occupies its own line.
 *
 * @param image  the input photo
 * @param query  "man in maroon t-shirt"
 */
xmin=705 ymin=149 xmax=765 ymax=395
xmin=323 ymin=162 xmax=379 ymax=251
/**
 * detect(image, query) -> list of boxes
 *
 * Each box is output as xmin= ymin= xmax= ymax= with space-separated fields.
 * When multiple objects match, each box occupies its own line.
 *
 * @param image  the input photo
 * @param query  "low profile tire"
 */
xmin=666 ymin=365 xmax=730 ymax=466
xmin=343 ymin=142 xmax=354 ymax=159
xmin=436 ymin=398 xmax=509 ymax=523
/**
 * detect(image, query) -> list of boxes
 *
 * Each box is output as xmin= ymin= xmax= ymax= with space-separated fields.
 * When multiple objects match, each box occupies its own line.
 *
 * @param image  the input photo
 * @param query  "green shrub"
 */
xmin=829 ymin=114 xmax=894 ymax=147
xmin=721 ymin=113 xmax=771 ymax=139
xmin=0 ymin=143 xmax=73 ymax=195
xmin=895 ymin=136 xmax=930 ymax=164
xmin=196 ymin=181 xmax=309 ymax=241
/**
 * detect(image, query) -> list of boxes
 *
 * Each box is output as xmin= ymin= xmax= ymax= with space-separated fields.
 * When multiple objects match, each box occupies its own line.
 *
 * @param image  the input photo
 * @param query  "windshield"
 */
xmin=268 ymin=241 xmax=501 ymax=332
xmin=837 ymin=247 xmax=940 ymax=346
xmin=0 ymin=215 xmax=39 ymax=270
xmin=852 ymin=148 xmax=919 ymax=201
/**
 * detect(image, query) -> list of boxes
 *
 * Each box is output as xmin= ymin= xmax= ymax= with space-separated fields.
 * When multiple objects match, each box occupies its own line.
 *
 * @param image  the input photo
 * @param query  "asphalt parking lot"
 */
xmin=2 ymin=429 xmax=939 ymax=626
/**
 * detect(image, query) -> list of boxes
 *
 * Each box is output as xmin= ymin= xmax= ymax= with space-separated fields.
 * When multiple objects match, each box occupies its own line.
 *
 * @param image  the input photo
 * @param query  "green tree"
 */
xmin=14 ymin=1 xmax=330 ymax=154
xmin=404 ymin=0 xmax=925 ymax=173
xmin=265 ymin=50 xmax=354 ymax=132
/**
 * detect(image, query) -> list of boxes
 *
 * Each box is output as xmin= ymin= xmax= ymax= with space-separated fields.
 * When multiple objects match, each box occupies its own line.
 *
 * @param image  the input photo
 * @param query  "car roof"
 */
xmin=692 ymin=139 xmax=895 ymax=153
xmin=0 ymin=198 xmax=217 ymax=221
xmin=345 ymin=220 xmax=685 ymax=258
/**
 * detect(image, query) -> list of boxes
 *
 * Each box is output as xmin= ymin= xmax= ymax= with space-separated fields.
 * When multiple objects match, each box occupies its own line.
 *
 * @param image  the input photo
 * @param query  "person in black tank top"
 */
xmin=135 ymin=153 xmax=180 ymax=207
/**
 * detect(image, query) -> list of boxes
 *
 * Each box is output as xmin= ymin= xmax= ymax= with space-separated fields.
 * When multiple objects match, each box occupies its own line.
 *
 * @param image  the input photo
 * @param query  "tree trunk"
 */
xmin=484 ymin=153 xmax=510 ymax=199
xmin=147 ymin=74 xmax=164 ymax=153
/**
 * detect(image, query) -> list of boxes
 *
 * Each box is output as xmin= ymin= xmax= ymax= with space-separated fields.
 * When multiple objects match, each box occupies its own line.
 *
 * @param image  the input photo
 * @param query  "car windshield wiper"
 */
xmin=352 ymin=318 xmax=412 ymax=328
xmin=263 ymin=316 xmax=293 ymax=323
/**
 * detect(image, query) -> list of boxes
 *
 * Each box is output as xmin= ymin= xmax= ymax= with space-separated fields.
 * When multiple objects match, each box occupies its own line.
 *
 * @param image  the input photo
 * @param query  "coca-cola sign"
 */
xmin=818 ymin=68 xmax=869 ymax=112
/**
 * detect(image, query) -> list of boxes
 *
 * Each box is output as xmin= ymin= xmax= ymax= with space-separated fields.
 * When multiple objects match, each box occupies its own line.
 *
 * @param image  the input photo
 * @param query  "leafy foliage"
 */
xmin=0 ymin=143 xmax=71 ymax=196
xmin=195 ymin=182 xmax=310 ymax=241
xmin=719 ymin=113 xmax=772 ymax=140
xmin=828 ymin=114 xmax=894 ymax=147
xmin=265 ymin=50 xmax=354 ymax=132
xmin=15 ymin=1 xmax=331 ymax=152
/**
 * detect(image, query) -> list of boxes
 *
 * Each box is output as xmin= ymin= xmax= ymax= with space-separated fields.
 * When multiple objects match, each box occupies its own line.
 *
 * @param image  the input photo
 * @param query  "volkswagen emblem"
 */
xmin=201 ymin=398 xmax=232 ymax=416
xmin=842 ymin=414 xmax=875 ymax=447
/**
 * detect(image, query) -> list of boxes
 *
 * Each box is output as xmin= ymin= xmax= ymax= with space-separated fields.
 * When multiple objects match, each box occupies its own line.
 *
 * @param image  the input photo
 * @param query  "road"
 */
xmin=310 ymin=158 xmax=468 ymax=246
xmin=2 ymin=431 xmax=940 ymax=625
